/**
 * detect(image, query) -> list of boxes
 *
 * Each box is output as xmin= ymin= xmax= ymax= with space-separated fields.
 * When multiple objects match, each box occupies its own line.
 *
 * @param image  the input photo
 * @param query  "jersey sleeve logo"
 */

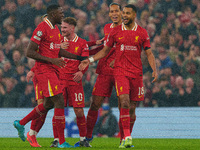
xmin=34 ymin=36 xmax=41 ymax=41
xmin=37 ymin=31 xmax=42 ymax=37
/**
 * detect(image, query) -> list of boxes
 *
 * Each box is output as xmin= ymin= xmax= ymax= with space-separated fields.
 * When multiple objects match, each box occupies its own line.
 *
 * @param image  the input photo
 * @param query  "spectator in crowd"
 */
xmin=2 ymin=61 xmax=15 ymax=78
xmin=182 ymin=58 xmax=200 ymax=87
xmin=158 ymin=46 xmax=173 ymax=71
xmin=0 ymin=50 xmax=9 ymax=69
xmin=10 ymin=50 xmax=23 ymax=67
xmin=171 ymin=54 xmax=185 ymax=76
xmin=28 ymin=0 xmax=46 ymax=29
xmin=183 ymin=77 xmax=200 ymax=106
xmin=93 ymin=103 xmax=119 ymax=137
xmin=3 ymin=34 xmax=16 ymax=60
xmin=2 ymin=78 xmax=20 ymax=107
xmin=18 ymin=83 xmax=36 ymax=108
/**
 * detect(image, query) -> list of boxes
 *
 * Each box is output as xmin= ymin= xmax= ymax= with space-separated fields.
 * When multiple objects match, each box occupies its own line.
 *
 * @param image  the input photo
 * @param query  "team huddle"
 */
xmin=13 ymin=3 xmax=158 ymax=149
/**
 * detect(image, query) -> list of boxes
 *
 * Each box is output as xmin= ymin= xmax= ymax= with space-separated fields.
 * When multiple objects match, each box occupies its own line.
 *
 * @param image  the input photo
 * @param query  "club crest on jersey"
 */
xmin=58 ymin=33 xmax=61 ymax=40
xmin=135 ymin=36 xmax=139 ymax=42
xmin=37 ymin=31 xmax=42 ymax=37
xmin=40 ymin=91 xmax=43 ymax=96
xmin=74 ymin=47 xmax=79 ymax=53
xmin=120 ymin=86 xmax=123 ymax=92
xmin=55 ymin=85 xmax=58 ymax=91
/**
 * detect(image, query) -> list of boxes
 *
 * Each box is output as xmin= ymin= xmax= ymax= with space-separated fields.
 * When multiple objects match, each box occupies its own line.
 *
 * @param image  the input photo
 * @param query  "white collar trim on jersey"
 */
xmin=110 ymin=23 xmax=114 ymax=28
xmin=45 ymin=18 xmax=54 ymax=29
xmin=64 ymin=34 xmax=78 ymax=42
xmin=122 ymin=22 xmax=138 ymax=31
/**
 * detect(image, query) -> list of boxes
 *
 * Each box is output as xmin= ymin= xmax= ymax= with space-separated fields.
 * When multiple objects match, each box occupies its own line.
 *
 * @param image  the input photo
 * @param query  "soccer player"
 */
xmin=57 ymin=17 xmax=91 ymax=147
xmin=13 ymin=5 xmax=86 ymax=148
xmin=24 ymin=14 xmax=48 ymax=148
xmin=25 ymin=19 xmax=103 ymax=148
xmin=79 ymin=4 xmax=158 ymax=148
xmin=82 ymin=2 xmax=123 ymax=146
xmin=25 ymin=65 xmax=45 ymax=147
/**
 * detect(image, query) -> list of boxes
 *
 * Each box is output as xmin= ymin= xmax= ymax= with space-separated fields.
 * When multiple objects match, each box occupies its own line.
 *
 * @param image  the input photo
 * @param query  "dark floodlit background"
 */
xmin=0 ymin=0 xmax=200 ymax=108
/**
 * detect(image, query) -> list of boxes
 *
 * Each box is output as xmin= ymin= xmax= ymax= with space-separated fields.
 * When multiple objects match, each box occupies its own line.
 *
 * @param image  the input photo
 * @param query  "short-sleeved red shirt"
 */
xmin=30 ymin=19 xmax=62 ymax=74
xmin=96 ymin=23 xmax=116 ymax=75
xmin=59 ymin=35 xmax=89 ymax=85
xmin=106 ymin=23 xmax=151 ymax=78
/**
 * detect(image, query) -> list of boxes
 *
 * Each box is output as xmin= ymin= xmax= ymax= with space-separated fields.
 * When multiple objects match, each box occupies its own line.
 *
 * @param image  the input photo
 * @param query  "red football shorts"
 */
xmin=115 ymin=75 xmax=144 ymax=101
xmin=36 ymin=72 xmax=63 ymax=98
xmin=92 ymin=74 xmax=115 ymax=97
xmin=61 ymin=80 xmax=85 ymax=107
xmin=33 ymin=75 xmax=44 ymax=100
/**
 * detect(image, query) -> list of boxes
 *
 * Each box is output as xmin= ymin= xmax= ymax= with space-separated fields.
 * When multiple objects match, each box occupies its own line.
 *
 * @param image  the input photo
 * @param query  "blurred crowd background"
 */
xmin=0 ymin=0 xmax=200 ymax=108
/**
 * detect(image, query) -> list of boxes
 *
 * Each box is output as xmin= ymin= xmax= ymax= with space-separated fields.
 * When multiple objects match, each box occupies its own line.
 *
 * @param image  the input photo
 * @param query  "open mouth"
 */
xmin=123 ymin=18 xmax=128 ymax=22
xmin=112 ymin=16 xmax=118 ymax=20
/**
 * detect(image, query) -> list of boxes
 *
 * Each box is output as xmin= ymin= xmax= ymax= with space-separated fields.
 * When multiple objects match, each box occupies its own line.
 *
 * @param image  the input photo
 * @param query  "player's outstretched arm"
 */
xmin=26 ymin=41 xmax=66 ymax=68
xmin=79 ymin=45 xmax=111 ymax=70
xmin=96 ymin=37 xmax=104 ymax=45
xmin=145 ymin=49 xmax=158 ymax=83
xmin=59 ymin=48 xmax=87 ymax=61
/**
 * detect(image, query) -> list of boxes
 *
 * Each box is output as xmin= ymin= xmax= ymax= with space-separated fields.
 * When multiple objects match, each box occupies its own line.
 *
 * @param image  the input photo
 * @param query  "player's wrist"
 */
xmin=88 ymin=57 xmax=94 ymax=63
xmin=77 ymin=56 xmax=87 ymax=61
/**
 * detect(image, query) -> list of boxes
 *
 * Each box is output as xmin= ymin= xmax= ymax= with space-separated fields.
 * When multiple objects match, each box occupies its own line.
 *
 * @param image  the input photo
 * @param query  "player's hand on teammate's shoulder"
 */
xmin=152 ymin=71 xmax=158 ymax=83
xmin=96 ymin=37 xmax=104 ymax=45
xmin=26 ymin=71 xmax=34 ymax=82
xmin=50 ymin=58 xmax=66 ymax=68
xmin=78 ymin=59 xmax=90 ymax=71
xmin=61 ymin=41 xmax=69 ymax=49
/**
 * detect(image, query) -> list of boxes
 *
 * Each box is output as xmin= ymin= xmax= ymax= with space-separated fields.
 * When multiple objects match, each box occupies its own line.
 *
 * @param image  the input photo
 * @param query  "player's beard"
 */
xmin=124 ymin=18 xmax=133 ymax=25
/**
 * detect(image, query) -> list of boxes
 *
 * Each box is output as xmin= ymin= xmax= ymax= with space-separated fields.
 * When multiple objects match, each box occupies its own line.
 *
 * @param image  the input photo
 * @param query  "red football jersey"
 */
xmin=59 ymin=35 xmax=89 ymax=84
xmin=106 ymin=23 xmax=151 ymax=78
xmin=30 ymin=19 xmax=62 ymax=73
xmin=96 ymin=23 xmax=116 ymax=75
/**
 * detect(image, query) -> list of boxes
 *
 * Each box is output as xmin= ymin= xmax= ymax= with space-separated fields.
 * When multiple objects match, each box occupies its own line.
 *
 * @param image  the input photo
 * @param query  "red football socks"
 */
xmin=54 ymin=108 xmax=65 ymax=145
xmin=77 ymin=116 xmax=86 ymax=137
xmin=35 ymin=112 xmax=47 ymax=133
xmin=52 ymin=115 xmax=58 ymax=139
xmin=130 ymin=115 xmax=136 ymax=134
xmin=119 ymin=119 xmax=124 ymax=142
xmin=86 ymin=109 xmax=98 ymax=138
xmin=20 ymin=104 xmax=47 ymax=125
xmin=120 ymin=108 xmax=131 ymax=138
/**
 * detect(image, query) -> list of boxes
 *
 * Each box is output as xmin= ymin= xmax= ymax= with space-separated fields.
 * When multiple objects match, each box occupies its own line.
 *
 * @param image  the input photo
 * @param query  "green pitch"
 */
xmin=0 ymin=138 xmax=199 ymax=150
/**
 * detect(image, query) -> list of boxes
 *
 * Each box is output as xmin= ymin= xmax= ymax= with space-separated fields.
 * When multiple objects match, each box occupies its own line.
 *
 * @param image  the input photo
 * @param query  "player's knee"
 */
xmin=120 ymin=99 xmax=130 ymax=109
xmin=43 ymin=102 xmax=54 ymax=110
xmin=74 ymin=107 xmax=84 ymax=117
xmin=129 ymin=107 xmax=135 ymax=114
xmin=53 ymin=93 xmax=65 ymax=108
xmin=90 ymin=102 xmax=101 ymax=111
xmin=90 ymin=96 xmax=104 ymax=111
xmin=37 ymin=99 xmax=44 ymax=105
xmin=130 ymin=114 xmax=136 ymax=121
